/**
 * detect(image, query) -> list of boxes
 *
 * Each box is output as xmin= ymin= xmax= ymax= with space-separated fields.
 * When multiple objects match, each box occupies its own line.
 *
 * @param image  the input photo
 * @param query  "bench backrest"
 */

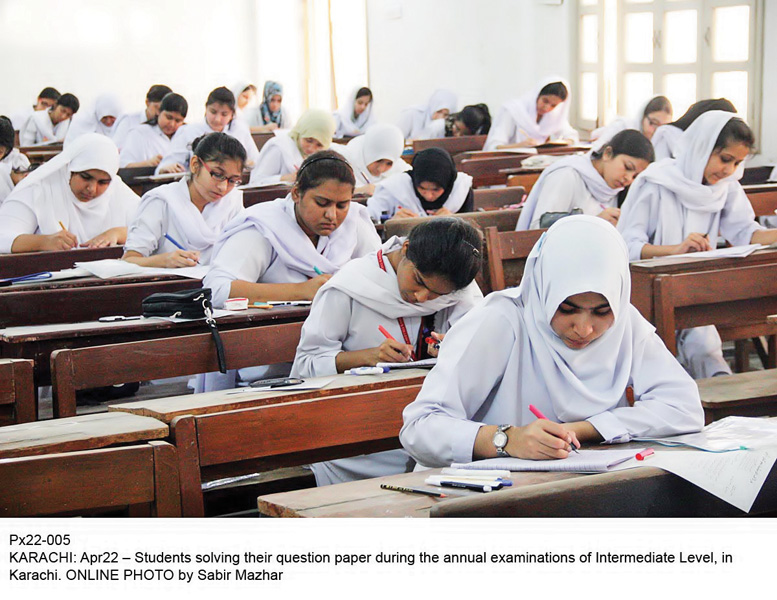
xmin=0 ymin=246 xmax=123 ymax=279
xmin=473 ymin=186 xmax=525 ymax=211
xmin=0 ymin=359 xmax=35 ymax=425
xmin=484 ymin=226 xmax=546 ymax=292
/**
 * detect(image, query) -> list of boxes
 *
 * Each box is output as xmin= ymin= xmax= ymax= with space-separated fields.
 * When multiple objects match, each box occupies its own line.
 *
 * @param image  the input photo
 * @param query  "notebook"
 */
xmin=451 ymin=448 xmax=642 ymax=473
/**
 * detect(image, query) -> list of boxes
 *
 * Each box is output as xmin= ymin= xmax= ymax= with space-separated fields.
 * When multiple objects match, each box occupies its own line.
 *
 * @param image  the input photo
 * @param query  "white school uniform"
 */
xmin=111 ymin=110 xmax=146 ymax=150
xmin=484 ymin=76 xmax=579 ymax=151
xmin=247 ymin=132 xmax=303 ymax=186
xmin=0 ymin=134 xmax=140 ymax=253
xmin=366 ymin=171 xmax=473 ymax=221
xmin=64 ymin=94 xmax=124 ymax=146
xmin=515 ymin=154 xmax=622 ymax=230
xmin=11 ymin=106 xmax=35 ymax=132
xmin=333 ymin=89 xmax=375 ymax=138
xmin=619 ymin=111 xmax=761 ymax=378
xmin=204 ymin=195 xmax=381 ymax=308
xmin=291 ymin=236 xmax=483 ymax=485
xmin=19 ymin=110 xmax=70 ymax=146
xmin=651 ymin=124 xmax=683 ymax=161
xmin=156 ymin=119 xmax=259 ymax=174
xmin=124 ymin=177 xmax=243 ymax=265
xmin=119 ymin=124 xmax=172 ymax=168
xmin=0 ymin=149 xmax=31 ymax=205
xmin=400 ymin=215 xmax=704 ymax=468
xmin=332 ymin=124 xmax=408 ymax=188
xmin=397 ymin=89 xmax=457 ymax=140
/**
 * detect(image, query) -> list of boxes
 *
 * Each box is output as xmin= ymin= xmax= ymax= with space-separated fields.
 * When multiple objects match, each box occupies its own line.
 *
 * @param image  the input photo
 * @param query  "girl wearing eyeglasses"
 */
xmin=122 ymin=132 xmax=246 ymax=268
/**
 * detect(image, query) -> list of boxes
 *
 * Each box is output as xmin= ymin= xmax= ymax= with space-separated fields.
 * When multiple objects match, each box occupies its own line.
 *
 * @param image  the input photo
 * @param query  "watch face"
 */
xmin=493 ymin=431 xmax=508 ymax=448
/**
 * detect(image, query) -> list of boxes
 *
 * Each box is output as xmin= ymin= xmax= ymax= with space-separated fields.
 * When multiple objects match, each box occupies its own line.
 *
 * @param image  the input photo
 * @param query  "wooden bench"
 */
xmin=506 ymin=167 xmax=544 ymax=193
xmin=118 ymin=165 xmax=156 ymax=195
xmin=411 ymin=135 xmax=487 ymax=155
xmin=0 ymin=358 xmax=35 ymax=425
xmin=472 ymin=186 xmax=525 ymax=211
xmin=251 ymin=132 xmax=275 ymax=151
xmin=171 ymin=383 xmax=424 ymax=516
xmin=50 ymin=321 xmax=304 ymax=418
xmin=383 ymin=209 xmax=522 ymax=240
xmin=484 ymin=226 xmax=545 ymax=292
xmin=242 ymin=184 xmax=292 ymax=207
xmin=0 ymin=246 xmax=123 ymax=279
xmin=459 ymin=155 xmax=535 ymax=187
xmin=744 ymin=184 xmax=777 ymax=217
xmin=0 ymin=441 xmax=181 ymax=517
xmin=697 ymin=370 xmax=777 ymax=424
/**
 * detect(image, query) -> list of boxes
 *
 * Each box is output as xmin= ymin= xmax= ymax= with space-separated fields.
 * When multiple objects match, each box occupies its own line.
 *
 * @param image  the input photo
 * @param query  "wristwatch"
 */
xmin=493 ymin=424 xmax=511 ymax=458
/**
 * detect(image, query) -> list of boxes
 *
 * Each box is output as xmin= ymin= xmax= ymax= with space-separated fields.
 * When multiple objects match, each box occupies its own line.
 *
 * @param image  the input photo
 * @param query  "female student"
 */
xmin=156 ymin=87 xmax=259 ymax=174
xmin=19 ymin=93 xmax=80 ymax=146
xmin=248 ymin=109 xmax=335 ymax=186
xmin=111 ymin=84 xmax=173 ymax=149
xmin=484 ymin=77 xmax=579 ymax=151
xmin=591 ymin=95 xmax=672 ymax=149
xmin=0 ymin=116 xmax=31 ymax=204
xmin=367 ymin=147 xmax=473 ymax=221
xmin=333 ymin=87 xmax=375 ymax=138
xmin=231 ymin=81 xmax=257 ymax=121
xmin=120 ymin=93 xmax=188 ymax=168
xmin=400 ymin=216 xmax=704 ymax=468
xmin=421 ymin=103 xmax=492 ymax=139
xmin=292 ymin=218 xmax=484 ymax=485
xmin=204 ymin=150 xmax=381 ymax=309
xmin=651 ymin=98 xmax=736 ymax=161
xmin=397 ymin=89 xmax=458 ymax=140
xmin=333 ymin=123 xmax=407 ymax=196
xmin=64 ymin=94 xmax=124 ymax=145
xmin=244 ymin=80 xmax=290 ymax=131
xmin=516 ymin=129 xmax=654 ymax=230
xmin=618 ymin=111 xmax=777 ymax=378
xmin=122 ymin=132 xmax=245 ymax=267
xmin=0 ymin=133 xmax=140 ymax=254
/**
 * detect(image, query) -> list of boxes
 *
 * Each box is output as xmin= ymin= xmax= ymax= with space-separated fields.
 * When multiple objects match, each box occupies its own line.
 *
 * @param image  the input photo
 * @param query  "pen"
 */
xmin=378 ymin=325 xmax=396 ymax=341
xmin=164 ymin=233 xmax=186 ymax=251
xmin=636 ymin=448 xmax=654 ymax=461
xmin=380 ymin=483 xmax=446 ymax=498
xmin=528 ymin=404 xmax=580 ymax=454
xmin=313 ymin=266 xmax=323 ymax=275
xmin=439 ymin=480 xmax=499 ymax=493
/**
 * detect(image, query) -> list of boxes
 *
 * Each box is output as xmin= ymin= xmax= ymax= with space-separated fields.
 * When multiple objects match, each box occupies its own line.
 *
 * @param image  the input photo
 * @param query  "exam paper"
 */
xmin=638 ymin=244 xmax=761 ymax=263
xmin=75 ymin=259 xmax=210 ymax=280
xmin=452 ymin=448 xmax=642 ymax=473
xmin=635 ymin=416 xmax=777 ymax=452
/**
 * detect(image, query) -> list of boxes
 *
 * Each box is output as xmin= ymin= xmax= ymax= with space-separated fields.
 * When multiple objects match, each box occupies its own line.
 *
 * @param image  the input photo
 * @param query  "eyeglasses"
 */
xmin=198 ymin=160 xmax=242 ymax=187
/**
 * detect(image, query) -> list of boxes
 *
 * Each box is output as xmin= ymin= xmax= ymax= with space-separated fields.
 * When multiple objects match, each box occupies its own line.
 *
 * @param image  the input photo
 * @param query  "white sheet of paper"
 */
xmin=635 ymin=416 xmax=777 ymax=452
xmin=10 ymin=267 xmax=92 ymax=285
xmin=75 ymin=259 xmax=210 ymax=280
xmin=451 ymin=448 xmax=642 ymax=473
xmin=637 ymin=244 xmax=762 ymax=264
xmin=376 ymin=358 xmax=437 ymax=369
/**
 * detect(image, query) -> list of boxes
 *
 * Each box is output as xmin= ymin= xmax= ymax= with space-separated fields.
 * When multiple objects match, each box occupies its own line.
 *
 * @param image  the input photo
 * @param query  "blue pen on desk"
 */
xmin=0 ymin=271 xmax=53 ymax=286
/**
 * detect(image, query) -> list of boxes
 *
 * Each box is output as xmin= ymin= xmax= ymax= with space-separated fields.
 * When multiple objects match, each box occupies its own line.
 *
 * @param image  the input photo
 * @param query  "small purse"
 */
xmin=538 ymin=208 xmax=583 ymax=229
xmin=141 ymin=288 xmax=227 ymax=373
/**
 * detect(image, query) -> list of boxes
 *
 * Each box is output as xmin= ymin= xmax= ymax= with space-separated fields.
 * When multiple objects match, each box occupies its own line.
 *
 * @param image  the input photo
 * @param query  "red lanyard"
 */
xmin=377 ymin=250 xmax=416 ymax=359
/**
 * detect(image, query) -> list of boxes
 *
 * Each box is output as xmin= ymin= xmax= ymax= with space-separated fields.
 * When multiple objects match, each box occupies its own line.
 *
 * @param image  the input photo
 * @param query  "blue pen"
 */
xmin=313 ymin=266 xmax=324 ymax=275
xmin=164 ymin=233 xmax=186 ymax=251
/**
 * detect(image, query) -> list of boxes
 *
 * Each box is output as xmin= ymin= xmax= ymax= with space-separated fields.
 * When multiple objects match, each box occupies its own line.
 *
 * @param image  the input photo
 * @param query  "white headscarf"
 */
xmin=403 ymin=89 xmax=458 ymax=138
xmin=65 ymin=94 xmax=124 ymax=145
xmin=516 ymin=153 xmax=622 ymax=230
xmin=336 ymin=124 xmax=406 ymax=184
xmin=503 ymin=76 xmax=573 ymax=141
xmin=231 ymin=80 xmax=256 ymax=116
xmin=334 ymin=87 xmax=375 ymax=137
xmin=619 ymin=111 xmax=746 ymax=246
xmin=650 ymin=124 xmax=683 ymax=160
xmin=501 ymin=215 xmax=655 ymax=421
xmin=1 ymin=133 xmax=140 ymax=246
xmin=212 ymin=195 xmax=376 ymax=278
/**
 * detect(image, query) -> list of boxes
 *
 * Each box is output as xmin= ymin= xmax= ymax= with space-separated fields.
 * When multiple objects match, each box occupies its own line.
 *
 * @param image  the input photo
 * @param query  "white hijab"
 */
xmin=137 ymin=177 xmax=243 ymax=251
xmin=516 ymin=153 xmax=621 ymax=230
xmin=619 ymin=111 xmax=745 ymax=246
xmin=503 ymin=76 xmax=573 ymax=140
xmin=650 ymin=124 xmax=683 ymax=160
xmin=324 ymin=236 xmax=482 ymax=327
xmin=231 ymin=80 xmax=256 ymax=117
xmin=65 ymin=94 xmax=124 ymax=145
xmin=0 ymin=150 xmax=31 ymax=204
xmin=499 ymin=215 xmax=654 ymax=421
xmin=336 ymin=124 xmax=407 ymax=184
xmin=405 ymin=89 xmax=458 ymax=138
xmin=212 ymin=195 xmax=375 ymax=277
xmin=335 ymin=87 xmax=375 ymax=137
xmin=2 ymin=133 xmax=140 ymax=243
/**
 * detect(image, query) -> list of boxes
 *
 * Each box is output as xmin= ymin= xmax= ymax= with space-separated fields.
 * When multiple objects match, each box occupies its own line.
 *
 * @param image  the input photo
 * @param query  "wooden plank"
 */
xmin=472 ymin=186 xmax=525 ymax=211
xmin=484 ymin=227 xmax=545 ymax=293
xmin=242 ymin=184 xmax=292 ymax=207
xmin=411 ymin=135 xmax=487 ymax=155
xmin=459 ymin=155 xmax=533 ymax=187
xmin=698 ymin=370 xmax=777 ymax=423
xmin=0 ymin=412 xmax=168 ymax=458
xmin=0 ymin=358 xmax=35 ymax=424
xmin=383 ymin=209 xmax=522 ymax=239
xmin=0 ymin=246 xmax=123 ymax=279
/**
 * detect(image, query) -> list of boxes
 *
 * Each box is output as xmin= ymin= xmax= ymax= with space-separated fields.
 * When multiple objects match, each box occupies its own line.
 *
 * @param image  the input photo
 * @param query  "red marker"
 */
xmin=636 ymin=448 xmax=654 ymax=461
xmin=378 ymin=325 xmax=396 ymax=341
xmin=425 ymin=336 xmax=440 ymax=349
xmin=528 ymin=404 xmax=579 ymax=454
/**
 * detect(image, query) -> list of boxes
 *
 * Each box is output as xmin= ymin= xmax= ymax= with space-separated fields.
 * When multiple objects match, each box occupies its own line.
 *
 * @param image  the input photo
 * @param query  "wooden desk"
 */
xmin=472 ymin=187 xmax=525 ymax=211
xmin=0 ymin=306 xmax=309 ymax=388
xmin=411 ymin=135 xmax=487 ymax=156
xmin=698 ymin=370 xmax=777 ymax=424
xmin=0 ymin=411 xmax=168 ymax=459
xmin=744 ymin=184 xmax=777 ymax=217
xmin=0 ymin=246 xmax=123 ymax=279
xmin=118 ymin=165 xmax=156 ymax=195
xmin=242 ymin=184 xmax=292 ymax=207
xmin=251 ymin=132 xmax=275 ymax=151
xmin=111 ymin=369 xmax=429 ymax=423
xmin=257 ymin=449 xmax=777 ymax=517
xmin=0 ymin=358 xmax=35 ymax=425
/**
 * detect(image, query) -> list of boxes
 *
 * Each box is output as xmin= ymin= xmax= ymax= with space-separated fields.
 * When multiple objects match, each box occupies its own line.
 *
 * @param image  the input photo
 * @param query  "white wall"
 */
xmin=365 ymin=0 xmax=572 ymax=124
xmin=754 ymin=0 xmax=777 ymax=165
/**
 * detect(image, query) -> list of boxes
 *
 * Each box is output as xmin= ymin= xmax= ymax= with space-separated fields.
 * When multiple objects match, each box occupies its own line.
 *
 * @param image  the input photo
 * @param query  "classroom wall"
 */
xmin=755 ymin=0 xmax=777 ymax=166
xmin=364 ymin=0 xmax=572 ymax=125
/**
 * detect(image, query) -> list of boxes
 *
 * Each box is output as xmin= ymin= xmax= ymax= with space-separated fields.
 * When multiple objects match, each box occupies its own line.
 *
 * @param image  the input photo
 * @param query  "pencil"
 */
xmin=380 ymin=483 xmax=446 ymax=498
xmin=58 ymin=221 xmax=67 ymax=231
xmin=378 ymin=325 xmax=396 ymax=341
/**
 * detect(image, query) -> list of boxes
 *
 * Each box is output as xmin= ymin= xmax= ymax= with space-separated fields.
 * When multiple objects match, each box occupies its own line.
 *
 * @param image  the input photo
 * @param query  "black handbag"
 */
xmin=538 ymin=208 xmax=583 ymax=229
xmin=141 ymin=288 xmax=227 ymax=373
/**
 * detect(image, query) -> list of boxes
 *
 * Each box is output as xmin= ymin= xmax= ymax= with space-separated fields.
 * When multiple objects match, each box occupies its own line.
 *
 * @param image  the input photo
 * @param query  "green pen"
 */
xmin=314 ymin=266 xmax=323 ymax=275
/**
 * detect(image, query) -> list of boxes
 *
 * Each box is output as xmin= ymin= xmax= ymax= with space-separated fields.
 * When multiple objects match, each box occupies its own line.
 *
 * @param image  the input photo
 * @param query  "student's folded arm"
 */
xmin=586 ymin=320 xmax=705 ymax=443
xmin=365 ymin=185 xmax=396 ymax=221
xmin=617 ymin=191 xmax=656 ymax=261
xmin=0 ymin=202 xmax=40 ymax=254
xmin=482 ymin=108 xmax=514 ymax=151
xmin=400 ymin=306 xmax=515 ymax=468
xmin=291 ymin=289 xmax=353 ymax=378
xmin=720 ymin=188 xmax=771 ymax=247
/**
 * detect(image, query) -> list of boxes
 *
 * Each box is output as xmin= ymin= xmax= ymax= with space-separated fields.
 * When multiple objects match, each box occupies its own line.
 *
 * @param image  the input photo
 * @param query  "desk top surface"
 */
xmin=0 ymin=272 xmax=188 ymax=293
xmin=630 ymin=248 xmax=777 ymax=274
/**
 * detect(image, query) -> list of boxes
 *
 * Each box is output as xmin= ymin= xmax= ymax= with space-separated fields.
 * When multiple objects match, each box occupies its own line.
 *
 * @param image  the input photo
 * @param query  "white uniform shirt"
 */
xmin=120 ymin=124 xmax=171 ymax=167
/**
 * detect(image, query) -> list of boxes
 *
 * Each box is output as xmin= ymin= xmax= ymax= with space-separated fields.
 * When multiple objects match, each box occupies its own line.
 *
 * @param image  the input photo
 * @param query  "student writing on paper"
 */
xmin=19 ymin=93 xmax=80 ymax=146
xmin=291 ymin=218 xmax=483 ymax=485
xmin=421 ymin=103 xmax=492 ymax=139
xmin=484 ymin=77 xmax=579 ymax=151
xmin=516 ymin=129 xmax=654 ymax=230
xmin=367 ymin=147 xmax=473 ymax=220
xmin=0 ymin=133 xmax=140 ymax=253
xmin=651 ymin=98 xmax=736 ymax=161
xmin=591 ymin=95 xmax=672 ymax=150
xmin=0 ymin=116 xmax=31 ymax=204
xmin=397 ymin=89 xmax=458 ymax=141
xmin=64 ymin=93 xmax=124 ymax=145
xmin=332 ymin=123 xmax=407 ymax=196
xmin=156 ymin=86 xmax=259 ymax=174
xmin=122 ymin=132 xmax=245 ymax=267
xmin=333 ymin=87 xmax=375 ymax=138
xmin=400 ymin=216 xmax=704 ymax=468
xmin=111 ymin=84 xmax=173 ymax=149
xmin=120 ymin=93 xmax=188 ymax=168
xmin=244 ymin=80 xmax=290 ymax=132
xmin=10 ymin=86 xmax=60 ymax=132
xmin=204 ymin=150 xmax=380 ymax=307
xmin=619 ymin=111 xmax=777 ymax=378
xmin=248 ymin=109 xmax=336 ymax=186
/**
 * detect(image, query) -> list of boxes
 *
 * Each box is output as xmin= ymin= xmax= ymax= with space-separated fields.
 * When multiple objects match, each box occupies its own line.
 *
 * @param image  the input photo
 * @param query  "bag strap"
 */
xmin=202 ymin=297 xmax=227 ymax=373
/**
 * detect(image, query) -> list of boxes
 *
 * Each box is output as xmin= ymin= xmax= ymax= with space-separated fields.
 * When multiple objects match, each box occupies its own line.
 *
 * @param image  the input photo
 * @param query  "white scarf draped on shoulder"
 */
xmin=503 ymin=75 xmax=574 ymax=141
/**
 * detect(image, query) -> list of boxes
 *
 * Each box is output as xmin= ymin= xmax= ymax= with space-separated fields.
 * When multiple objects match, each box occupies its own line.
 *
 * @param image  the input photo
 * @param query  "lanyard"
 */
xmin=377 ymin=250 xmax=416 ymax=360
